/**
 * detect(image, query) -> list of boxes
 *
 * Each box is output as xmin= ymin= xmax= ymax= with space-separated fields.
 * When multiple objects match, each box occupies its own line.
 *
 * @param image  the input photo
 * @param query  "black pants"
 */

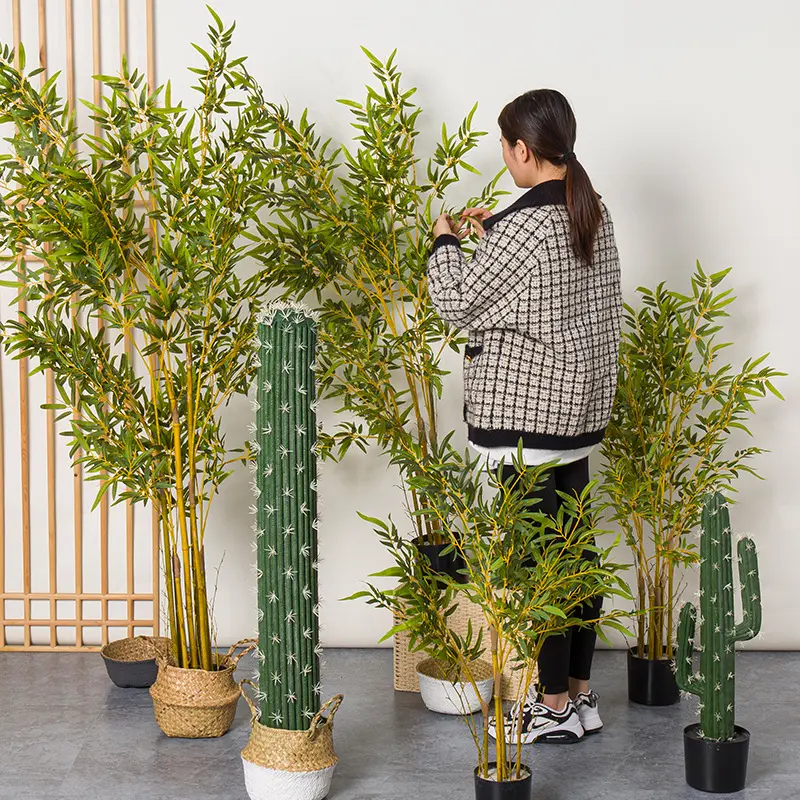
xmin=501 ymin=457 xmax=602 ymax=696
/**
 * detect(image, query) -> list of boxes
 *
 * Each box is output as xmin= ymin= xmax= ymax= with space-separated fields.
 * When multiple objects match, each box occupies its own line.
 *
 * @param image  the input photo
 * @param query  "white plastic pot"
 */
xmin=242 ymin=758 xmax=337 ymax=800
xmin=417 ymin=658 xmax=494 ymax=715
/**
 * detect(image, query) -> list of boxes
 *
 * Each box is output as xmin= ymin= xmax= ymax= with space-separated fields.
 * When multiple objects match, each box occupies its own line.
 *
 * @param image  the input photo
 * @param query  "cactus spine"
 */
xmin=253 ymin=304 xmax=320 ymax=730
xmin=675 ymin=491 xmax=762 ymax=740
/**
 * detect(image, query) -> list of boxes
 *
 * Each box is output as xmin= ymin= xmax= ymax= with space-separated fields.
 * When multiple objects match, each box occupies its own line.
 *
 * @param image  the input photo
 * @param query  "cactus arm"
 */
xmin=732 ymin=537 xmax=762 ymax=642
xmin=675 ymin=602 xmax=705 ymax=697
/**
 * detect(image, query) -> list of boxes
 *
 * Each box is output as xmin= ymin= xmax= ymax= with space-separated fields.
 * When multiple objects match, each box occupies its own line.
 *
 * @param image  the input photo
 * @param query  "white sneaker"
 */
xmin=573 ymin=690 xmax=603 ymax=734
xmin=488 ymin=697 xmax=585 ymax=745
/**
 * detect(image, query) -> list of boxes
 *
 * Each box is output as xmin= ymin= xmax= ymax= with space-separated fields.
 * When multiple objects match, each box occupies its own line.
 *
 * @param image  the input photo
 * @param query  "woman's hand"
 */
xmin=433 ymin=213 xmax=466 ymax=240
xmin=461 ymin=207 xmax=493 ymax=239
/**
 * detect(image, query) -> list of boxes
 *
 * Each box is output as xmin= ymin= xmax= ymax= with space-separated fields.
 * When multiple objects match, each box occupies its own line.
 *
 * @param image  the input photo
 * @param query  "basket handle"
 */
xmin=239 ymin=678 xmax=261 ymax=721
xmin=136 ymin=635 xmax=172 ymax=667
xmin=307 ymin=694 xmax=344 ymax=741
xmin=219 ymin=638 xmax=258 ymax=669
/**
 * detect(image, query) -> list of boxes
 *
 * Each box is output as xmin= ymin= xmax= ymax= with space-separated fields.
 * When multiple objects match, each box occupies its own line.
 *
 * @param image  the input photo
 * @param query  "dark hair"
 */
xmin=498 ymin=89 xmax=601 ymax=264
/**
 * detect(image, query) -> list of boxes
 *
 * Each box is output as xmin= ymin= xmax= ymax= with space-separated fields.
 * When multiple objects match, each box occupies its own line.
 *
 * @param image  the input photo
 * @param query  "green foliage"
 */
xmin=351 ymin=439 xmax=633 ymax=781
xmin=252 ymin=48 xmax=507 ymax=544
xmin=675 ymin=492 xmax=762 ymax=740
xmin=601 ymin=264 xmax=782 ymax=660
xmin=0 ymin=13 xmax=275 ymax=668
xmin=254 ymin=306 xmax=321 ymax=730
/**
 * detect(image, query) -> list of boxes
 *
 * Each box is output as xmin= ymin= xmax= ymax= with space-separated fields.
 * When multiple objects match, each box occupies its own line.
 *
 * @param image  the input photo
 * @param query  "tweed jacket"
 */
xmin=427 ymin=179 xmax=621 ymax=450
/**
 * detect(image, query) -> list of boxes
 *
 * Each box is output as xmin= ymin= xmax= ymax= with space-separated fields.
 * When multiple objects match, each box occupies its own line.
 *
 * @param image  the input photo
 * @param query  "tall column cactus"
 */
xmin=251 ymin=304 xmax=321 ymax=730
xmin=676 ymin=491 xmax=762 ymax=740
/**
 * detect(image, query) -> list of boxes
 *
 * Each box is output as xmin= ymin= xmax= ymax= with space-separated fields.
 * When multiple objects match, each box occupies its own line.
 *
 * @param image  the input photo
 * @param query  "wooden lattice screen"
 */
xmin=0 ymin=0 xmax=159 ymax=651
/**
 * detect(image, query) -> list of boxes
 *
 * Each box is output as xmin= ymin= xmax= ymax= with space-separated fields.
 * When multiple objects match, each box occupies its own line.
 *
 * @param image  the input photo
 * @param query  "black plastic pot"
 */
xmin=684 ymin=723 xmax=750 ymax=793
xmin=474 ymin=763 xmax=532 ymax=800
xmin=101 ymin=651 xmax=159 ymax=688
xmin=413 ymin=538 xmax=467 ymax=583
xmin=100 ymin=636 xmax=173 ymax=688
xmin=627 ymin=648 xmax=680 ymax=706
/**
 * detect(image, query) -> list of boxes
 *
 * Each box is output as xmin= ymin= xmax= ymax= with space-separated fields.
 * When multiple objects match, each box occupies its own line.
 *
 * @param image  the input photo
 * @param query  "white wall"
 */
xmin=2 ymin=0 xmax=797 ymax=649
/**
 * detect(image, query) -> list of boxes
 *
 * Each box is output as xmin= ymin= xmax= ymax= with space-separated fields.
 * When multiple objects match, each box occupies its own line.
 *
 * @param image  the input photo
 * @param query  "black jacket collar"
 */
xmin=483 ymin=179 xmax=567 ymax=232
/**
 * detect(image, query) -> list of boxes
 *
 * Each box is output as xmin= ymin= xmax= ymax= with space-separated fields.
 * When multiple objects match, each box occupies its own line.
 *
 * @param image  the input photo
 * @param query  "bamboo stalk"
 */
xmin=159 ymin=498 xmax=181 ymax=662
xmin=167 ymin=388 xmax=197 ymax=668
xmin=185 ymin=344 xmax=211 ymax=670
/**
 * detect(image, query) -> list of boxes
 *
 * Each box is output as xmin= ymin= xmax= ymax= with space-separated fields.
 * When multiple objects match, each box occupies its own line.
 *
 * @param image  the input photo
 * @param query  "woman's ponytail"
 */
xmin=499 ymin=90 xmax=602 ymax=264
xmin=563 ymin=153 xmax=602 ymax=264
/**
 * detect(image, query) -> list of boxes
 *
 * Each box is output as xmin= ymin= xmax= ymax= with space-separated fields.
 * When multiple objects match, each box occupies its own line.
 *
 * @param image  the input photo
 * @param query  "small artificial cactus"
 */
xmin=251 ymin=303 xmax=322 ymax=731
xmin=675 ymin=491 xmax=762 ymax=741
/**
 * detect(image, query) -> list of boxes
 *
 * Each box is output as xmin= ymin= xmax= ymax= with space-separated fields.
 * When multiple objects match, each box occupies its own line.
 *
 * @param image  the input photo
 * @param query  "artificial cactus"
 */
xmin=676 ymin=491 xmax=762 ymax=741
xmin=251 ymin=304 xmax=321 ymax=731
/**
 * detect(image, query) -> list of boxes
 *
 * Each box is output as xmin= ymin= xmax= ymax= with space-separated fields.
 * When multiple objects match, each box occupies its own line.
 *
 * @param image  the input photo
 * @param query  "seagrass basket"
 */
xmin=101 ymin=635 xmax=175 ymax=688
xmin=240 ymin=679 xmax=344 ymax=800
xmin=149 ymin=638 xmax=256 ymax=738
xmin=394 ymin=590 xmax=530 ymax=701
xmin=417 ymin=657 xmax=494 ymax=715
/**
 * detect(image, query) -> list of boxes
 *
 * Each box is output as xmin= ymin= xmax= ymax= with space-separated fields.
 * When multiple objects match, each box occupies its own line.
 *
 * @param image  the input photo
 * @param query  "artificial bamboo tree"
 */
xmin=0 ymin=12 xmax=274 ymax=669
xmin=601 ymin=265 xmax=782 ymax=663
xmin=350 ymin=440 xmax=632 ymax=783
xmin=252 ymin=304 xmax=322 ymax=729
xmin=253 ymin=48 xmax=506 ymax=546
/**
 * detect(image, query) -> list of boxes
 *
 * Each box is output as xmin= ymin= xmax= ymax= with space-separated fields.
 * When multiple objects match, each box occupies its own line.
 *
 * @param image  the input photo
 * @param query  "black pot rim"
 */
xmin=684 ymin=722 xmax=750 ymax=743
xmin=627 ymin=647 xmax=674 ymax=662
xmin=473 ymin=762 xmax=532 ymax=782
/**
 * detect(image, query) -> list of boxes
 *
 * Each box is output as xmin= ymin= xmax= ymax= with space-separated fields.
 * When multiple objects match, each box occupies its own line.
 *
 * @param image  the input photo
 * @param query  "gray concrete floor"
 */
xmin=0 ymin=649 xmax=797 ymax=800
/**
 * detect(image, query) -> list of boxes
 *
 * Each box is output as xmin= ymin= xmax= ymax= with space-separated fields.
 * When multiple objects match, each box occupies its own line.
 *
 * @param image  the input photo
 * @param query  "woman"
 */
xmin=427 ymin=89 xmax=622 ymax=744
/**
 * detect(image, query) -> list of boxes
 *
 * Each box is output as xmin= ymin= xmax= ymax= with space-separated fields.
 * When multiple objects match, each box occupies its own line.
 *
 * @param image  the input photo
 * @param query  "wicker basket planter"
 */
xmin=394 ymin=590 xmax=528 ymax=700
xmin=240 ymin=680 xmax=344 ymax=800
xmin=149 ymin=638 xmax=256 ymax=738
xmin=101 ymin=636 xmax=175 ymax=689
xmin=417 ymin=658 xmax=494 ymax=715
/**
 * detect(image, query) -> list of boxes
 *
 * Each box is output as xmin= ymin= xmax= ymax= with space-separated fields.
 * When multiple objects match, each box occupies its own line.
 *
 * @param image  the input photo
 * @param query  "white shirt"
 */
xmin=469 ymin=442 xmax=595 ymax=469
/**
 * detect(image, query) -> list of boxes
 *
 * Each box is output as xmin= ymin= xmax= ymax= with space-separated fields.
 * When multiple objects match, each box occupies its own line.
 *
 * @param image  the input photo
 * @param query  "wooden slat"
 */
xmin=91 ymin=0 xmax=110 ymax=648
xmin=1 ymin=0 xmax=163 ymax=653
xmin=119 ymin=0 xmax=127 ymax=66
xmin=12 ymin=0 xmax=32 ymax=652
xmin=63 ymin=0 xmax=83 ymax=649
xmin=4 ymin=619 xmax=154 ymax=627
xmin=119 ymin=0 xmax=136 ymax=639
xmin=38 ymin=0 xmax=58 ymax=650
xmin=146 ymin=0 xmax=160 ymax=637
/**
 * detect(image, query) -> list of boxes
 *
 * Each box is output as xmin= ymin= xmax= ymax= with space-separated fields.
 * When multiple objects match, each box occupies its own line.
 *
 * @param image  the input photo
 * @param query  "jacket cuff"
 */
xmin=430 ymin=233 xmax=461 ymax=255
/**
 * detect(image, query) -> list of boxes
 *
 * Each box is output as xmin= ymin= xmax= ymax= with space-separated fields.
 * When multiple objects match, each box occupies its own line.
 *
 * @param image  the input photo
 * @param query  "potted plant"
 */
xmin=252 ymin=48 xmax=506 ymax=583
xmin=239 ymin=305 xmax=343 ymax=800
xmin=349 ymin=441 xmax=632 ymax=798
xmin=600 ymin=265 xmax=782 ymax=705
xmin=676 ymin=491 xmax=761 ymax=793
xmin=0 ymin=12 xmax=268 ymax=734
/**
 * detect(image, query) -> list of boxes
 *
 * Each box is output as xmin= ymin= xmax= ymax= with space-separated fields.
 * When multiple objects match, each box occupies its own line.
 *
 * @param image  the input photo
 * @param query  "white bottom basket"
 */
xmin=242 ymin=758 xmax=337 ymax=800
xmin=417 ymin=667 xmax=494 ymax=715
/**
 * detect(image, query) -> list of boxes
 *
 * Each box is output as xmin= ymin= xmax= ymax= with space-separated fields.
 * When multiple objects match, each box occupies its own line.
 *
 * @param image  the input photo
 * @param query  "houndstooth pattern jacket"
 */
xmin=427 ymin=179 xmax=621 ymax=451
